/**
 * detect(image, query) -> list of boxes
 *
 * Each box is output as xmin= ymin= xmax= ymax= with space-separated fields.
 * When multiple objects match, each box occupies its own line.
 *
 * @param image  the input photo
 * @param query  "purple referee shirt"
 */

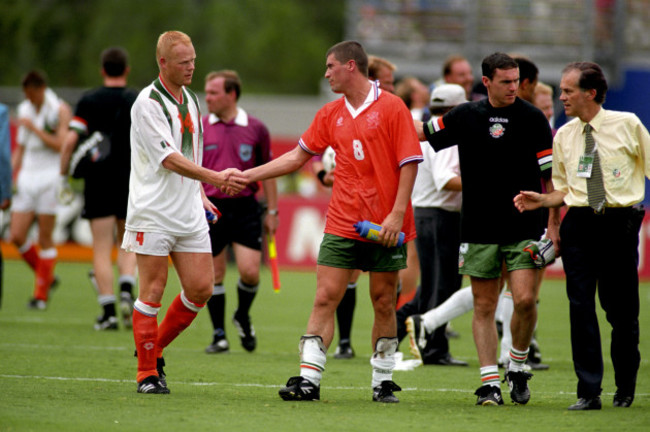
xmin=201 ymin=108 xmax=272 ymax=199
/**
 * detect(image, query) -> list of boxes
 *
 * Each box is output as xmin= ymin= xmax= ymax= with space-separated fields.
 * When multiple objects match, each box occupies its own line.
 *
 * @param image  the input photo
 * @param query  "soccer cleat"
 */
xmin=205 ymin=337 xmax=230 ymax=354
xmin=504 ymin=369 xmax=533 ymax=404
xmin=474 ymin=385 xmax=504 ymax=406
xmin=27 ymin=298 xmax=47 ymax=310
xmin=120 ymin=291 xmax=134 ymax=329
xmin=333 ymin=343 xmax=355 ymax=359
xmin=156 ymin=357 xmax=167 ymax=388
xmin=568 ymin=397 xmax=601 ymax=410
xmin=373 ymin=380 xmax=402 ymax=403
xmin=405 ymin=314 xmax=426 ymax=361
xmin=278 ymin=376 xmax=320 ymax=401
xmin=613 ymin=392 xmax=634 ymax=408
xmin=137 ymin=375 xmax=170 ymax=394
xmin=94 ymin=315 xmax=118 ymax=331
xmin=232 ymin=312 xmax=256 ymax=352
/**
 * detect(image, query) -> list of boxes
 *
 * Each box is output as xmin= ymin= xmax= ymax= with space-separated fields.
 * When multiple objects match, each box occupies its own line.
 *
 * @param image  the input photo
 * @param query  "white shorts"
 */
xmin=122 ymin=229 xmax=212 ymax=256
xmin=11 ymin=171 xmax=59 ymax=215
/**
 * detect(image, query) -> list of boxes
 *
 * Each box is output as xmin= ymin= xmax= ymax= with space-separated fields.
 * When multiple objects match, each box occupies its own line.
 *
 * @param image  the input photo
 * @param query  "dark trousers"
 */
xmin=397 ymin=207 xmax=462 ymax=361
xmin=560 ymin=206 xmax=643 ymax=398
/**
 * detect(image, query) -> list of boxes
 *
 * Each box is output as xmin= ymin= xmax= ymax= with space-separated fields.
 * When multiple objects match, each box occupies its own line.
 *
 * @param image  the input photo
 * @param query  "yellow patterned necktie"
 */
xmin=584 ymin=123 xmax=606 ymax=212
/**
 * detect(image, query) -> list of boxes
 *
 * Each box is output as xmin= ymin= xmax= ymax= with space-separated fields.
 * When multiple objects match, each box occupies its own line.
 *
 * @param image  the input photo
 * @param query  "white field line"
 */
xmin=1 ymin=374 xmax=646 ymax=397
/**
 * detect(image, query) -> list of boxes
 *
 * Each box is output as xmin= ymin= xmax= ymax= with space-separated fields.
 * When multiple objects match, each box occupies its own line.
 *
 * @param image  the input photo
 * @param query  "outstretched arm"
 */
xmin=245 ymin=145 xmax=312 ymax=183
xmin=513 ymin=189 xmax=566 ymax=212
xmin=162 ymin=152 xmax=246 ymax=195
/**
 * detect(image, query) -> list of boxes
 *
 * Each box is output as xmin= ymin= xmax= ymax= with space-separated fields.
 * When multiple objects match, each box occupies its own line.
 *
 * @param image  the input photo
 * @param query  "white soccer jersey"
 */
xmin=16 ymin=88 xmax=62 ymax=178
xmin=412 ymin=115 xmax=462 ymax=212
xmin=126 ymin=77 xmax=206 ymax=236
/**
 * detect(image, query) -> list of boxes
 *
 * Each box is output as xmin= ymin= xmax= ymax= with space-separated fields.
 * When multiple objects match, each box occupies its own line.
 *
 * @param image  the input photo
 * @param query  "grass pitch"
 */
xmin=1 ymin=259 xmax=649 ymax=431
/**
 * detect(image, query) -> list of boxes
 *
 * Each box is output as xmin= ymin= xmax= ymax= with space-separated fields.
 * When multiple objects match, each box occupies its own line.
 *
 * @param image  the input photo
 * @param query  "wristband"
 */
xmin=268 ymin=209 xmax=279 ymax=216
xmin=317 ymin=169 xmax=327 ymax=185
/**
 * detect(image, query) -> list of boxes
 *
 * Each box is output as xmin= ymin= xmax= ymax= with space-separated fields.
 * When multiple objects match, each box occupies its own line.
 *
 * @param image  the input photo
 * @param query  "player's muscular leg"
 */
xmin=136 ymin=254 xmax=170 ymax=303
xmin=369 ymin=271 xmax=399 ymax=346
xmin=508 ymin=268 xmax=539 ymax=351
xmin=171 ymin=251 xmax=214 ymax=304
xmin=9 ymin=211 xmax=35 ymax=247
xmin=306 ymin=265 xmax=354 ymax=347
xmin=471 ymin=277 xmax=501 ymax=367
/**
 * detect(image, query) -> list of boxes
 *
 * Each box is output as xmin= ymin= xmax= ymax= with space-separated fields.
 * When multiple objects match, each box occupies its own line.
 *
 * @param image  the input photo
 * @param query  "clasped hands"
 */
xmin=218 ymin=168 xmax=252 ymax=196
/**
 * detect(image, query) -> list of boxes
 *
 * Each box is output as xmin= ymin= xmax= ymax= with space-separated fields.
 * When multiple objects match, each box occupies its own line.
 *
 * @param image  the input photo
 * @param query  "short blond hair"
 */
xmin=534 ymin=81 xmax=553 ymax=97
xmin=156 ymin=31 xmax=192 ymax=67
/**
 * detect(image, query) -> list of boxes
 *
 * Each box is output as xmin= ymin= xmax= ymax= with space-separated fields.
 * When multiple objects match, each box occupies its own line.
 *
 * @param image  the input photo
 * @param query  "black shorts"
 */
xmin=208 ymin=195 xmax=264 ymax=256
xmin=81 ymin=166 xmax=129 ymax=220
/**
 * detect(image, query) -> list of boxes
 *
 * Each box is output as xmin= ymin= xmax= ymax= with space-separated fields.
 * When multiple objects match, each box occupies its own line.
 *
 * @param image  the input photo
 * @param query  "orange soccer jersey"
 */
xmin=300 ymin=84 xmax=423 ymax=242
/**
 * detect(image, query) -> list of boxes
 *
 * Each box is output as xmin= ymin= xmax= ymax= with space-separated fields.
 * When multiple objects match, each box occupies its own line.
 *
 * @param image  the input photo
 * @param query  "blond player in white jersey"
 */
xmin=122 ymin=30 xmax=246 ymax=394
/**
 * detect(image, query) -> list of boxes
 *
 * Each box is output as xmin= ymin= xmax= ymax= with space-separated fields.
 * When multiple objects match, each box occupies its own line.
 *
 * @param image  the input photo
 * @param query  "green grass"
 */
xmin=1 ymin=259 xmax=649 ymax=431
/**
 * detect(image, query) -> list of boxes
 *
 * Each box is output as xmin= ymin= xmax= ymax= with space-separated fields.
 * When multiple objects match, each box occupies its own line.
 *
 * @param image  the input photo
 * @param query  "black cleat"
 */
xmin=333 ymin=343 xmax=355 ymax=359
xmin=474 ymin=385 xmax=504 ymax=406
xmin=232 ymin=312 xmax=256 ymax=352
xmin=568 ymin=396 xmax=601 ymax=411
xmin=156 ymin=357 xmax=167 ymax=388
xmin=373 ymin=380 xmax=402 ymax=403
xmin=279 ymin=376 xmax=320 ymax=401
xmin=613 ymin=392 xmax=634 ymax=408
xmin=27 ymin=298 xmax=47 ymax=310
xmin=94 ymin=315 xmax=118 ymax=331
xmin=137 ymin=375 xmax=170 ymax=394
xmin=504 ymin=369 xmax=533 ymax=405
xmin=205 ymin=337 xmax=230 ymax=354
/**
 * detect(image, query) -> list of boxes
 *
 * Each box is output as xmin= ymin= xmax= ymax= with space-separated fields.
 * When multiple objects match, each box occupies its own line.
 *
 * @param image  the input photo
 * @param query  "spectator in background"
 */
xmin=59 ymin=47 xmax=138 ymax=331
xmin=433 ymin=55 xmax=475 ymax=100
xmin=201 ymin=70 xmax=278 ymax=354
xmin=534 ymin=81 xmax=555 ymax=130
xmin=368 ymin=55 xmax=396 ymax=94
xmin=10 ymin=70 xmax=71 ymax=310
xmin=395 ymin=76 xmax=431 ymax=121
xmin=513 ymin=56 xmax=538 ymax=103
xmin=0 ymin=102 xmax=12 ymax=308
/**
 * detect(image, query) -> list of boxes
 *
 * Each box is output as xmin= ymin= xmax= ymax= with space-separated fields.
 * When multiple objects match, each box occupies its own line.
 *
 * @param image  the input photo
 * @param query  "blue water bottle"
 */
xmin=354 ymin=220 xmax=405 ymax=247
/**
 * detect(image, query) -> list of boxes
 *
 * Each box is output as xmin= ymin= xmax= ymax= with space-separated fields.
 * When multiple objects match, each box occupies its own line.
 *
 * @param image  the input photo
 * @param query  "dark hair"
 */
xmin=101 ymin=47 xmax=129 ymax=77
xmin=514 ymin=56 xmax=538 ymax=84
xmin=562 ymin=61 xmax=608 ymax=104
xmin=21 ymin=69 xmax=47 ymax=88
xmin=326 ymin=41 xmax=368 ymax=77
xmin=205 ymin=70 xmax=242 ymax=100
xmin=481 ymin=52 xmax=518 ymax=80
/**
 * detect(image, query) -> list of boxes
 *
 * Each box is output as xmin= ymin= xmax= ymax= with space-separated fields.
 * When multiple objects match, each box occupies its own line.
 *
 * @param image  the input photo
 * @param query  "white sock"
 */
xmin=299 ymin=335 xmax=327 ymax=386
xmin=422 ymin=285 xmax=473 ymax=333
xmin=498 ymin=291 xmax=514 ymax=365
xmin=370 ymin=337 xmax=398 ymax=388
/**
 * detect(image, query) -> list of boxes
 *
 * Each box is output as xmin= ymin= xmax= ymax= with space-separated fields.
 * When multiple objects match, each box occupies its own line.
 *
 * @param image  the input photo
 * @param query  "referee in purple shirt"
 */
xmin=201 ymin=70 xmax=279 ymax=354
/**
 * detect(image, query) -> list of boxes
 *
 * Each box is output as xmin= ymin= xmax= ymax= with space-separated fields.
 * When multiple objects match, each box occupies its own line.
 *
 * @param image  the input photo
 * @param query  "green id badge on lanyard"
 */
xmin=577 ymin=154 xmax=594 ymax=178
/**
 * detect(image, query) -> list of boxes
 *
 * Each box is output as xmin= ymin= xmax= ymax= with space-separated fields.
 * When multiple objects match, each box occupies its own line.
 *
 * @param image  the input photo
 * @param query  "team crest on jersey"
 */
xmin=489 ymin=123 xmax=505 ymax=138
xmin=239 ymin=143 xmax=253 ymax=162
xmin=336 ymin=116 xmax=344 ymax=127
xmin=613 ymin=168 xmax=621 ymax=178
xmin=367 ymin=111 xmax=380 ymax=129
